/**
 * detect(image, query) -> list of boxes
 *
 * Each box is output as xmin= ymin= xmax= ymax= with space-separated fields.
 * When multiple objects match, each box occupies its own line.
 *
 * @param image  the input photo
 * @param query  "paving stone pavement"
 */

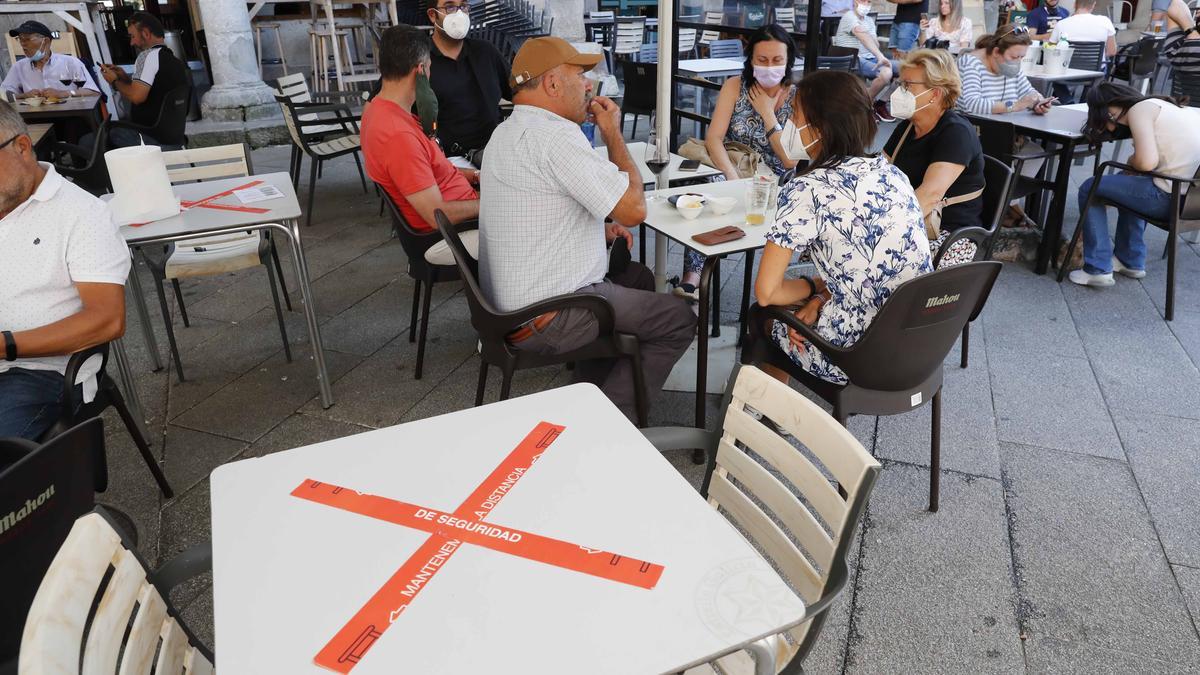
xmin=89 ymin=142 xmax=1200 ymax=672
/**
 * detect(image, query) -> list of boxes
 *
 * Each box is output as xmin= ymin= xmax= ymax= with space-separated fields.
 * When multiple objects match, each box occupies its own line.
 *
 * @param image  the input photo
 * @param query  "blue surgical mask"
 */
xmin=999 ymin=61 xmax=1022 ymax=78
xmin=29 ymin=48 xmax=47 ymax=63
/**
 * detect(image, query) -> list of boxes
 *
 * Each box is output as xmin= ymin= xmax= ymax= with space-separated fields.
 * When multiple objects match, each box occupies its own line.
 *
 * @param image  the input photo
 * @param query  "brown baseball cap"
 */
xmin=510 ymin=37 xmax=602 ymax=88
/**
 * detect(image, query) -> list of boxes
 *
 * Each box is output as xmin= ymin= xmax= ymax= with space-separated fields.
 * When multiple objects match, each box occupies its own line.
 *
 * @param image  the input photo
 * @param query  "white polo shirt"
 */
xmin=0 ymin=52 xmax=100 ymax=96
xmin=479 ymin=104 xmax=627 ymax=313
xmin=0 ymin=163 xmax=131 ymax=396
xmin=1050 ymin=13 xmax=1116 ymax=49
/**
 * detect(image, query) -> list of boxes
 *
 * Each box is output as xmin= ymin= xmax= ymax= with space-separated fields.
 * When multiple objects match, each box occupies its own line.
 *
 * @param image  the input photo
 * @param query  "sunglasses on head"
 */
xmin=997 ymin=24 xmax=1029 ymax=38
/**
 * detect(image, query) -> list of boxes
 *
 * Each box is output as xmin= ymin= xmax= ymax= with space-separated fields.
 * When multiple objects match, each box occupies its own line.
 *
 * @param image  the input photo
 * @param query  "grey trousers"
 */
xmin=515 ymin=262 xmax=696 ymax=423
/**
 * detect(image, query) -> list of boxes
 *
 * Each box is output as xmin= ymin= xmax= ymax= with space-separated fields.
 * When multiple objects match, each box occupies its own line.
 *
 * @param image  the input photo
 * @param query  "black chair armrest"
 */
xmin=493 ymin=292 xmax=617 ymax=338
xmin=61 ymin=344 xmax=109 ymax=420
xmin=310 ymin=89 xmax=366 ymax=102
xmin=291 ymin=101 xmax=358 ymax=118
xmin=152 ymin=542 xmax=213 ymax=591
xmin=0 ymin=437 xmax=37 ymax=468
xmin=640 ymin=426 xmax=717 ymax=453
xmin=1097 ymin=160 xmax=1200 ymax=187
xmin=51 ymin=141 xmax=93 ymax=165
xmin=757 ymin=304 xmax=851 ymax=362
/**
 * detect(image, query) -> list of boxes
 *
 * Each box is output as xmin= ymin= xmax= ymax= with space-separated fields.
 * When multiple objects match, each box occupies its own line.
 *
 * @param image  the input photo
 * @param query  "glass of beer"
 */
xmin=745 ymin=177 xmax=772 ymax=225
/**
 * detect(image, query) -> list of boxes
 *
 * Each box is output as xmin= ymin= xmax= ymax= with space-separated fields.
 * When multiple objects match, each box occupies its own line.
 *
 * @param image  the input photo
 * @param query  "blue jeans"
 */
xmin=1077 ymin=174 xmax=1172 ymax=275
xmin=859 ymin=54 xmax=900 ymax=79
xmin=891 ymin=21 xmax=920 ymax=52
xmin=0 ymin=368 xmax=67 ymax=440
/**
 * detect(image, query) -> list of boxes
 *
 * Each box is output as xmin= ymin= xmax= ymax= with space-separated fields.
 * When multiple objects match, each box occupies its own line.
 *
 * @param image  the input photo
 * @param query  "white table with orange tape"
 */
xmin=209 ymin=383 xmax=806 ymax=674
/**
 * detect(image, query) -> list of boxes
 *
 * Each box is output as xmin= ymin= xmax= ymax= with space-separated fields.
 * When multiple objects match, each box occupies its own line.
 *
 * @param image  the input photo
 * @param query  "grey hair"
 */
xmin=511 ymin=72 xmax=544 ymax=96
xmin=0 ymin=101 xmax=28 ymax=141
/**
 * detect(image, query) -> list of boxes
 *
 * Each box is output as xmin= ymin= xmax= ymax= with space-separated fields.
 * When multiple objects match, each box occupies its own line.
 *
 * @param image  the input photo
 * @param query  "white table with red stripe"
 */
xmin=209 ymin=383 xmax=807 ymax=674
xmin=108 ymin=171 xmax=333 ymax=408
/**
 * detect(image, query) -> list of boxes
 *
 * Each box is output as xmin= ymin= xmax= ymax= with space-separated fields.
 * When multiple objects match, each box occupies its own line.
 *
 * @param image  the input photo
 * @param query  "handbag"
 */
xmin=887 ymin=121 xmax=984 ymax=240
xmin=678 ymin=137 xmax=761 ymax=179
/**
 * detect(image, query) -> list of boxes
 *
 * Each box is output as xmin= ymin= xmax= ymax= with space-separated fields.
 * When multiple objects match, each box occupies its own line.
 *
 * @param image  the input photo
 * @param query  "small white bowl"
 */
xmin=24 ymin=97 xmax=43 ymax=107
xmin=676 ymin=194 xmax=700 ymax=218
xmin=708 ymin=196 xmax=737 ymax=216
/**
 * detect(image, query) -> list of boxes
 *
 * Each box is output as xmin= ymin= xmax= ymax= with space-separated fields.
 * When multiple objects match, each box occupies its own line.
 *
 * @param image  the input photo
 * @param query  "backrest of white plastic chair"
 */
xmin=614 ymin=17 xmax=646 ymax=55
xmin=700 ymin=10 xmax=724 ymax=45
xmin=678 ymin=27 xmax=697 ymax=52
xmin=162 ymin=143 xmax=252 ymax=184
xmin=775 ymin=7 xmax=796 ymax=30
xmin=707 ymin=366 xmax=880 ymax=650
xmin=19 ymin=511 xmax=214 ymax=675
xmin=275 ymin=72 xmax=313 ymax=104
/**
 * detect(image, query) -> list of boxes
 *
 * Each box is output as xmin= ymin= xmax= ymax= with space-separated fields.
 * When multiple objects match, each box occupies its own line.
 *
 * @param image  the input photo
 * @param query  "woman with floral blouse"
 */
xmin=754 ymin=70 xmax=932 ymax=384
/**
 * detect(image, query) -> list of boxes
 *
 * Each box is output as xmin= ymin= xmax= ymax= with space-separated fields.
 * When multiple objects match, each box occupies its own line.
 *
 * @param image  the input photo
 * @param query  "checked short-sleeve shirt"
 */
xmin=479 ymin=104 xmax=628 ymax=313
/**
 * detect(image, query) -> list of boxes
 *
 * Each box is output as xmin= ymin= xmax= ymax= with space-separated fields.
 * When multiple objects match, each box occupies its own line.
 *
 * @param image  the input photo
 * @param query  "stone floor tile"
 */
xmin=845 ymin=464 xmax=1024 ymax=673
xmin=1001 ymin=443 xmax=1200 ymax=668
xmin=988 ymin=346 xmax=1124 ymax=459
xmin=160 ymin=425 xmax=248 ymax=496
xmin=1114 ymin=414 xmax=1200 ymax=567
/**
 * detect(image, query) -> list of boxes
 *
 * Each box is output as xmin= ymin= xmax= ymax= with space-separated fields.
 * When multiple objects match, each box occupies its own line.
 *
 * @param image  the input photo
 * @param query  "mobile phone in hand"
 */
xmin=678 ymin=159 xmax=701 ymax=172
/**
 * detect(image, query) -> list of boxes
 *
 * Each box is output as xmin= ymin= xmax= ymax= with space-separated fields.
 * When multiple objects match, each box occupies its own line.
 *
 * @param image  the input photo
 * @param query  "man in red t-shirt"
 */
xmin=362 ymin=24 xmax=480 ymax=264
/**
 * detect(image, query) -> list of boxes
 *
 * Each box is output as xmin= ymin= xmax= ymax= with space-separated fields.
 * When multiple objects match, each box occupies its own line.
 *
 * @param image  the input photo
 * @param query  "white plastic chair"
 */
xmin=643 ymin=365 xmax=881 ymax=674
xmin=775 ymin=6 xmax=797 ymax=30
xmin=138 ymin=144 xmax=294 ymax=382
xmin=19 ymin=509 xmax=214 ymax=675
xmin=700 ymin=10 xmax=725 ymax=47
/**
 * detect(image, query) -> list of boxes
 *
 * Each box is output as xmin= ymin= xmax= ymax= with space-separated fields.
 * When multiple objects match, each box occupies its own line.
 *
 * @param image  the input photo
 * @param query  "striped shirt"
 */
xmin=1164 ymin=29 xmax=1200 ymax=78
xmin=833 ymin=12 xmax=875 ymax=53
xmin=955 ymin=52 xmax=1036 ymax=115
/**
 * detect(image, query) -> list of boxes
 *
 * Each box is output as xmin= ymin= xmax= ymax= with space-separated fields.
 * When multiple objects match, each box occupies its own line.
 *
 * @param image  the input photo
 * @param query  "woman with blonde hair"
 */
xmin=921 ymin=0 xmax=973 ymax=51
xmin=884 ymin=48 xmax=986 ymax=265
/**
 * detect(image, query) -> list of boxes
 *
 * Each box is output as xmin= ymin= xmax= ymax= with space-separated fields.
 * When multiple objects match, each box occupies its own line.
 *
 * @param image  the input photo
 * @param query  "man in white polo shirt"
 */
xmin=1 ymin=20 xmax=101 ymax=100
xmin=1049 ymin=0 xmax=1117 ymax=59
xmin=0 ymin=101 xmax=130 ymax=440
xmin=479 ymin=37 xmax=694 ymax=424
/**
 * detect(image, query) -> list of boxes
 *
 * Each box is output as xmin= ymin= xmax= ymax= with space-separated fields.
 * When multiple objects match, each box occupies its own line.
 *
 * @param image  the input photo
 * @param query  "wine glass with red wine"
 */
xmin=644 ymin=132 xmax=669 ymax=179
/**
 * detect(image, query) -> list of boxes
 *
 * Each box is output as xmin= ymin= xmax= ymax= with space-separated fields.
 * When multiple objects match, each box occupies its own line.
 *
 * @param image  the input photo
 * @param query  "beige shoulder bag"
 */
xmin=887 ymin=121 xmax=984 ymax=240
xmin=678 ymin=137 xmax=761 ymax=179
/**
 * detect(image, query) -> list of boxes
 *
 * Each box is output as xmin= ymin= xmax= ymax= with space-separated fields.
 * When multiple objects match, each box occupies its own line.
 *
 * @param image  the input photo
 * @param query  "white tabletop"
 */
xmin=110 ymin=172 xmax=302 ymax=244
xmin=677 ymin=58 xmax=746 ymax=78
xmin=965 ymin=105 xmax=1088 ymax=139
xmin=1020 ymin=63 xmax=1106 ymax=82
xmin=613 ymin=141 xmax=724 ymax=184
xmin=210 ymin=384 xmax=805 ymax=674
xmin=643 ymin=178 xmax=774 ymax=258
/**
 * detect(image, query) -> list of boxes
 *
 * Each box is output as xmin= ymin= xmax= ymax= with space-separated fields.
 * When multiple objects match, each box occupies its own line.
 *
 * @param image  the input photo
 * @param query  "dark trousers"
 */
xmin=515 ymin=261 xmax=696 ymax=423
xmin=0 ymin=368 xmax=67 ymax=440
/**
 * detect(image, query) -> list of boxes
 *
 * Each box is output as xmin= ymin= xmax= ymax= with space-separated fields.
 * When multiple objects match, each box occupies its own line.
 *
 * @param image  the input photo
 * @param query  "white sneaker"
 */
xmin=1112 ymin=256 xmax=1146 ymax=279
xmin=1069 ymin=269 xmax=1115 ymax=287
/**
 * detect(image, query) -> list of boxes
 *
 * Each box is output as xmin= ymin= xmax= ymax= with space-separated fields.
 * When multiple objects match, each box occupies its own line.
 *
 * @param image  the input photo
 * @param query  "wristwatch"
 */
xmin=766 ymin=121 xmax=783 ymax=139
xmin=1005 ymin=100 xmax=1014 ymax=113
xmin=2 ymin=330 xmax=16 ymax=362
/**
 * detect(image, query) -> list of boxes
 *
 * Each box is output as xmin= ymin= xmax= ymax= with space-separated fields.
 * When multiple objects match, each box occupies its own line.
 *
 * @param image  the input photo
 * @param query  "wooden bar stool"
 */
xmin=253 ymin=21 xmax=289 ymax=76
xmin=308 ymin=25 xmax=355 ymax=91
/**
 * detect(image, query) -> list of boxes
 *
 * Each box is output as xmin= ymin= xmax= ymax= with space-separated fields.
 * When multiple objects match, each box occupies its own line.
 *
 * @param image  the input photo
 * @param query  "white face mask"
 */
xmin=854 ymin=4 xmax=869 ymax=17
xmin=780 ymin=119 xmax=819 ymax=162
xmin=441 ymin=11 xmax=470 ymax=40
xmin=752 ymin=65 xmax=787 ymax=88
xmin=889 ymin=86 xmax=934 ymax=119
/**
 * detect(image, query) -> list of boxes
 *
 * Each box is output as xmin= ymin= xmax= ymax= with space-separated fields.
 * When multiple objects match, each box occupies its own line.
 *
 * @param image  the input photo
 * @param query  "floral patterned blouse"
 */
xmin=766 ymin=155 xmax=933 ymax=384
xmin=726 ymin=79 xmax=796 ymax=177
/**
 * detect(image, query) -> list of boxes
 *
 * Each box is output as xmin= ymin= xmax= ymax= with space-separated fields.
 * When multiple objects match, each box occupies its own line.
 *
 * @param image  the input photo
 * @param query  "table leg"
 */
xmin=276 ymin=219 xmax=335 ymax=408
xmin=695 ymin=255 xmax=719 ymax=431
xmin=654 ymin=232 xmax=669 ymax=291
xmin=711 ymin=255 xmax=721 ymax=338
xmin=110 ymin=337 xmax=151 ymax=440
xmin=1035 ymin=139 xmax=1077 ymax=274
xmin=739 ymin=249 xmax=755 ymax=346
xmin=125 ymin=253 xmax=164 ymax=372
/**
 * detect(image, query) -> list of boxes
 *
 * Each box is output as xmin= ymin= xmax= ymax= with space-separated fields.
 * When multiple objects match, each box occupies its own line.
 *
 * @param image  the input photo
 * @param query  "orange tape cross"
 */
xmin=293 ymin=422 xmax=664 ymax=672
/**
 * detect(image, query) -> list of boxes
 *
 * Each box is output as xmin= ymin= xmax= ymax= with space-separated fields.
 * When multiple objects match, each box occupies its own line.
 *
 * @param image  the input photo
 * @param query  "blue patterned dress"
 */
xmin=725 ymin=79 xmax=796 ymax=178
xmin=766 ymin=155 xmax=933 ymax=384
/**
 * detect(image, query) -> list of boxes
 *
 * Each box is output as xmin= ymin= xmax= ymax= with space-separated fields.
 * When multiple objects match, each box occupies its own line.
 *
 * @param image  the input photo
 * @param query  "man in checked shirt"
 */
xmin=478 ymin=37 xmax=695 ymax=424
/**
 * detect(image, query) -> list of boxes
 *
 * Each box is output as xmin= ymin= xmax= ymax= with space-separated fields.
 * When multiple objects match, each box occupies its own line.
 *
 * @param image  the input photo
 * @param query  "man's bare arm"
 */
xmin=10 ymin=283 xmax=125 ymax=358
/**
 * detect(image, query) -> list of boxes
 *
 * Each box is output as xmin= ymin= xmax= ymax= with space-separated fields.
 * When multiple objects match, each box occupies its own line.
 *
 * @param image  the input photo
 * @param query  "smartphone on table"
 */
xmin=678 ymin=159 xmax=701 ymax=172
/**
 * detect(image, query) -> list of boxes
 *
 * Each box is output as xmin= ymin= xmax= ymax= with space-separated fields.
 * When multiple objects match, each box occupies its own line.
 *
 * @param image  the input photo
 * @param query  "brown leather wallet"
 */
xmin=692 ymin=225 xmax=746 ymax=246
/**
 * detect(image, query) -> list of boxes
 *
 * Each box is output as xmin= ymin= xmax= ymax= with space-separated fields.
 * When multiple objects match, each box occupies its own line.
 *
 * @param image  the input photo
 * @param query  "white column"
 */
xmin=198 ymin=0 xmax=280 ymax=121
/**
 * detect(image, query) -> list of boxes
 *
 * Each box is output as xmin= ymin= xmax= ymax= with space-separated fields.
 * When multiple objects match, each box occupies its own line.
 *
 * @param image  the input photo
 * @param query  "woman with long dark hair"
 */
xmin=1068 ymin=82 xmax=1200 ymax=287
xmin=672 ymin=25 xmax=797 ymax=300
xmin=754 ymin=71 xmax=932 ymax=384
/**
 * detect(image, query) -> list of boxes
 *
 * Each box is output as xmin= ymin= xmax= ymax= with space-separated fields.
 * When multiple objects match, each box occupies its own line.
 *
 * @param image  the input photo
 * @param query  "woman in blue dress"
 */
xmin=674 ymin=25 xmax=799 ymax=300
xmin=754 ymin=70 xmax=932 ymax=384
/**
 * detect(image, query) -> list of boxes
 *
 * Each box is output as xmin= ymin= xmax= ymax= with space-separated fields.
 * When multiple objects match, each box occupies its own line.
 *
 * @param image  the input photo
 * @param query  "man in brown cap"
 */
xmin=478 ymin=37 xmax=694 ymax=424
